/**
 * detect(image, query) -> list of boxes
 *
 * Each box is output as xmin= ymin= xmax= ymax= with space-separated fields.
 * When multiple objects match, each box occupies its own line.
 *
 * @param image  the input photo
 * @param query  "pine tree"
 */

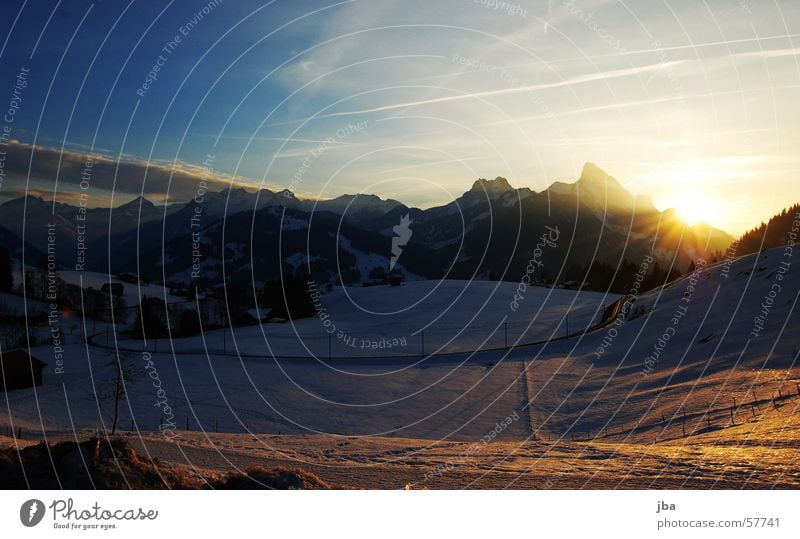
xmin=0 ymin=247 xmax=12 ymax=292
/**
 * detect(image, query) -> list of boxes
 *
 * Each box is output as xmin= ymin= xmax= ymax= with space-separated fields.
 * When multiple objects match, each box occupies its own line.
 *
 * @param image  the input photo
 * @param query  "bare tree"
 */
xmin=90 ymin=352 xmax=138 ymax=435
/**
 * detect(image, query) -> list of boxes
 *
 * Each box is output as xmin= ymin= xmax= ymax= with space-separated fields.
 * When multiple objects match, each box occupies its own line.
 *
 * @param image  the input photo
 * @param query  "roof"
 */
xmin=0 ymin=349 xmax=47 ymax=368
xmin=246 ymin=307 xmax=271 ymax=320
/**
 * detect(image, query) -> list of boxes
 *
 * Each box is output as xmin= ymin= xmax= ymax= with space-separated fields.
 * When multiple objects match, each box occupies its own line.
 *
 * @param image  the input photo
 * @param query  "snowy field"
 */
xmin=1 ymin=247 xmax=799 ymax=488
xmin=56 ymin=270 xmax=184 ymax=305
xmin=116 ymin=280 xmax=615 ymax=358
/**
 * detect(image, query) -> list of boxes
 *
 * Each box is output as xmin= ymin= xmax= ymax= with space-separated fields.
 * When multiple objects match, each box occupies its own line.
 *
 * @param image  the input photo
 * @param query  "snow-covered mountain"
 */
xmin=0 ymin=163 xmax=735 ymax=288
xmin=547 ymin=162 xmax=658 ymax=215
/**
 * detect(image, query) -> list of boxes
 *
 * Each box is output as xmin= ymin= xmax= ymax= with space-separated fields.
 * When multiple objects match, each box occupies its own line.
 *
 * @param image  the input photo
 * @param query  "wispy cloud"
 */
xmin=278 ymin=60 xmax=691 ymax=125
xmin=0 ymin=141 xmax=272 ymax=205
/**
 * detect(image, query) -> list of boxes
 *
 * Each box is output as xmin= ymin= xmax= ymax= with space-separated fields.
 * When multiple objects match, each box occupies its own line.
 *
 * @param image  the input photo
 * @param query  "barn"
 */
xmin=101 ymin=283 xmax=124 ymax=296
xmin=0 ymin=349 xmax=47 ymax=392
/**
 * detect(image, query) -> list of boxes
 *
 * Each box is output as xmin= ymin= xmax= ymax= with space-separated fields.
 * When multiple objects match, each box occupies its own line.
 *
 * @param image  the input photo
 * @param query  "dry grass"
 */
xmin=0 ymin=437 xmax=340 ymax=489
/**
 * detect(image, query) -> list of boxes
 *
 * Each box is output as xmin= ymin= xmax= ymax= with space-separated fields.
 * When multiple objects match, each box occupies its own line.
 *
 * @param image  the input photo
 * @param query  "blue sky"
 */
xmin=1 ymin=0 xmax=799 ymax=234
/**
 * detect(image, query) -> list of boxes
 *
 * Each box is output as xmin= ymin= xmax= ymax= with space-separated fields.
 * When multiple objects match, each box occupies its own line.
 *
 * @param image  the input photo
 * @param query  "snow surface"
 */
xmin=1 ymin=247 xmax=797 ymax=452
xmin=118 ymin=279 xmax=613 ymax=358
xmin=56 ymin=270 xmax=183 ymax=305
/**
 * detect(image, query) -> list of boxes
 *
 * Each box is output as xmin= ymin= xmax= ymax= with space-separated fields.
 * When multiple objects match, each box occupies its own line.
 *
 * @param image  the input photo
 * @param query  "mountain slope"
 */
xmin=736 ymin=203 xmax=800 ymax=257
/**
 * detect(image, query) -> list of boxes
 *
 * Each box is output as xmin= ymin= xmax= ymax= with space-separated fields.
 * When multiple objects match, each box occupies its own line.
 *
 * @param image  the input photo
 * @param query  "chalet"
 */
xmin=0 ymin=349 xmax=46 ymax=392
xmin=117 ymin=272 xmax=140 ymax=284
xmin=561 ymin=281 xmax=591 ymax=291
xmin=169 ymin=287 xmax=195 ymax=299
xmin=236 ymin=306 xmax=272 ymax=326
xmin=388 ymin=274 xmax=404 ymax=286
xmin=101 ymin=283 xmax=124 ymax=296
xmin=246 ymin=306 xmax=271 ymax=322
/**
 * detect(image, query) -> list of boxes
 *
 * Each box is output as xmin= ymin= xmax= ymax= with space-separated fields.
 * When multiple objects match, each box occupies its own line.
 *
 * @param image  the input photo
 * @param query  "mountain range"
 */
xmin=0 ymin=162 xmax=734 ymax=289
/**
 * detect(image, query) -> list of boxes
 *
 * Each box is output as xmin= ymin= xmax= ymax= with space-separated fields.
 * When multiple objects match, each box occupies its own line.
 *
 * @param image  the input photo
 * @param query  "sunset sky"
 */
xmin=1 ymin=0 xmax=798 ymax=234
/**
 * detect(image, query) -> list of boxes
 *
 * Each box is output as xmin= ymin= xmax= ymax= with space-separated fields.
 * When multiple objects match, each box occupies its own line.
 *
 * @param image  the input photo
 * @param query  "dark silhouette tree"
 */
xmin=133 ymin=296 xmax=168 ymax=339
xmin=737 ymin=203 xmax=800 ymax=256
xmin=90 ymin=352 xmax=138 ymax=435
xmin=0 ymin=247 xmax=12 ymax=292
xmin=368 ymin=266 xmax=387 ymax=281
xmin=177 ymin=309 xmax=201 ymax=336
xmin=260 ymin=277 xmax=315 ymax=320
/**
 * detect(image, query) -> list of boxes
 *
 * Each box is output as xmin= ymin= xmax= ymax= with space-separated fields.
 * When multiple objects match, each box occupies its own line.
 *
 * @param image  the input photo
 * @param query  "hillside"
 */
xmin=1 ymin=245 xmax=797 ymax=488
xmin=736 ymin=203 xmax=800 ymax=257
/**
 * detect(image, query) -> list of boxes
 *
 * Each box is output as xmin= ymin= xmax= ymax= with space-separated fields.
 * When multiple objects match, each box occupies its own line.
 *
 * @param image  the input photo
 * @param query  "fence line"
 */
xmin=86 ymin=297 xmax=630 ymax=360
xmin=561 ymin=381 xmax=800 ymax=443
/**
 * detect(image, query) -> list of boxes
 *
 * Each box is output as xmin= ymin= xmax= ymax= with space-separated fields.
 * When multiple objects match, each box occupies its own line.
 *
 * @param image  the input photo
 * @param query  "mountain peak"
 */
xmin=314 ymin=193 xmax=402 ymax=218
xmin=4 ymin=194 xmax=44 ymax=206
xmin=221 ymin=187 xmax=252 ymax=197
xmin=331 ymin=193 xmax=382 ymax=203
xmin=120 ymin=196 xmax=154 ymax=209
xmin=470 ymin=177 xmax=513 ymax=193
xmin=578 ymin=162 xmax=618 ymax=186
xmin=634 ymin=194 xmax=658 ymax=213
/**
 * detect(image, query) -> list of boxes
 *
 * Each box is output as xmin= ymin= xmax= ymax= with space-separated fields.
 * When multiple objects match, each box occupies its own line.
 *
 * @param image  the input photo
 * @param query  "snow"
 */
xmin=0 ymin=292 xmax=50 ymax=315
xmin=1 ymin=278 xmax=612 ymax=442
xmin=0 ymin=246 xmax=798 ymax=488
xmin=278 ymin=214 xmax=309 ymax=231
xmin=56 ymin=270 xmax=184 ymax=305
xmin=125 ymin=279 xmax=612 ymax=358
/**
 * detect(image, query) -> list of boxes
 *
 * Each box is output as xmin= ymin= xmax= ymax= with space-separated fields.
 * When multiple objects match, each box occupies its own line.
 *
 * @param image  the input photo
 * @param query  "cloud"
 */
xmin=274 ymin=60 xmax=691 ymax=126
xmin=0 ymin=141 xmax=272 ymax=205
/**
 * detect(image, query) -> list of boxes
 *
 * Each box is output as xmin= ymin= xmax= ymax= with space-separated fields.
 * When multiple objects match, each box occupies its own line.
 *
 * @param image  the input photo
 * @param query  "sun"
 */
xmin=671 ymin=193 xmax=721 ymax=227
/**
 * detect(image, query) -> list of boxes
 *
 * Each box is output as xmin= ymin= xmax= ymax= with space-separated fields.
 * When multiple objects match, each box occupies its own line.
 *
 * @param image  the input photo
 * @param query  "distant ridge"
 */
xmin=0 ymin=162 xmax=735 ymax=289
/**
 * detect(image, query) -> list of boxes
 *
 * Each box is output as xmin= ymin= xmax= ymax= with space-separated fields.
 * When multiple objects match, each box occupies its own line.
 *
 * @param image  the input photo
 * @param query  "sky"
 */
xmin=0 ymin=0 xmax=798 ymax=235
